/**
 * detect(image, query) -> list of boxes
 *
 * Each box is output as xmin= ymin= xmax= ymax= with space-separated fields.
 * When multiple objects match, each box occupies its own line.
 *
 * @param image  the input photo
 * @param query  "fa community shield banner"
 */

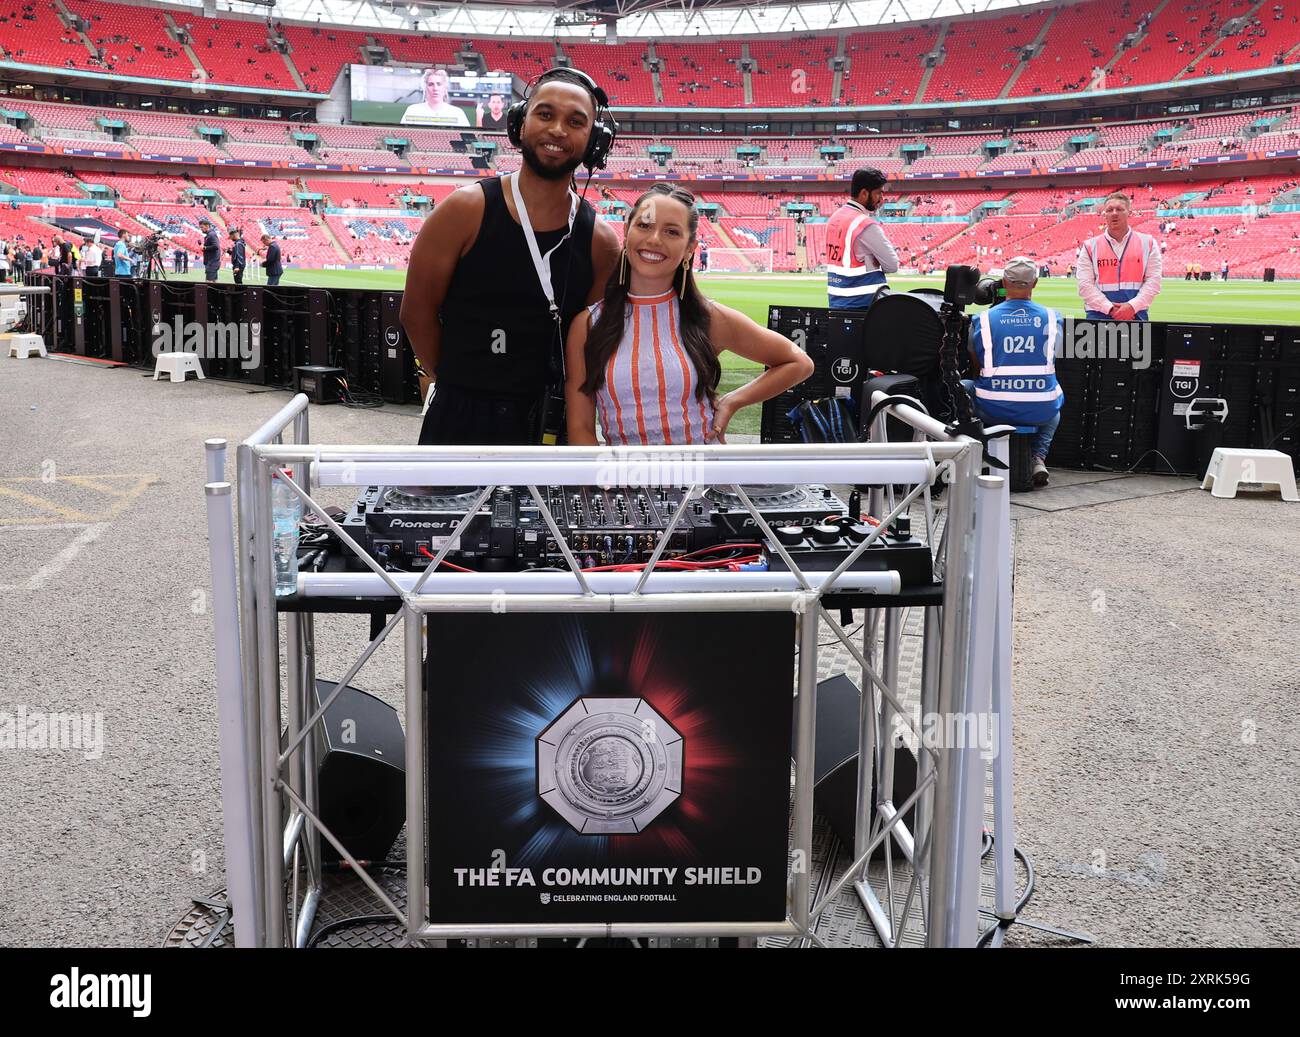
xmin=425 ymin=611 xmax=796 ymax=925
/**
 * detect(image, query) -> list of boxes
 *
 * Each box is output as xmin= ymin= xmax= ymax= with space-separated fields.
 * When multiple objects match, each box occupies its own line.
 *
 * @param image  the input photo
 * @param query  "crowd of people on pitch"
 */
xmin=0 ymin=222 xmax=285 ymax=284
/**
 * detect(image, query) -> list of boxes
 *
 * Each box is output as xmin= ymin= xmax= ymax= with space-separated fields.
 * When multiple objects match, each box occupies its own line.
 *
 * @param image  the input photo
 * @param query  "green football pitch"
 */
xmin=182 ymin=269 xmax=1300 ymax=434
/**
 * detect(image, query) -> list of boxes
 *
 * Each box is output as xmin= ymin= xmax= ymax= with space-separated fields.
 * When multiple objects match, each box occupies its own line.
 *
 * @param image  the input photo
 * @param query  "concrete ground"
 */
xmin=0 ymin=353 xmax=1296 ymax=947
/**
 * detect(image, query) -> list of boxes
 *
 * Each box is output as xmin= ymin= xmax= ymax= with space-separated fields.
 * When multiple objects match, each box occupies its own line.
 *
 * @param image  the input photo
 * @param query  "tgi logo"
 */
xmin=832 ymin=357 xmax=859 ymax=383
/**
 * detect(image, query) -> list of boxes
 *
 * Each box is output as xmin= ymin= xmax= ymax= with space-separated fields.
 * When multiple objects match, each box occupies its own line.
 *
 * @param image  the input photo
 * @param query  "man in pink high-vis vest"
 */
xmin=1076 ymin=192 xmax=1163 ymax=321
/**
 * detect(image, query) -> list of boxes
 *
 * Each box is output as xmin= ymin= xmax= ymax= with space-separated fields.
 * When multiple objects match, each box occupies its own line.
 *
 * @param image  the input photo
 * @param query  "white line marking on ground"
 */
xmin=0 ymin=522 xmax=93 ymax=532
xmin=23 ymin=522 xmax=108 ymax=589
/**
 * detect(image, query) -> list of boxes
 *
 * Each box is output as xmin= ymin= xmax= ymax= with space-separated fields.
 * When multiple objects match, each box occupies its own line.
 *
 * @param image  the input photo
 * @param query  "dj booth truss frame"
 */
xmin=203 ymin=394 xmax=1014 ymax=948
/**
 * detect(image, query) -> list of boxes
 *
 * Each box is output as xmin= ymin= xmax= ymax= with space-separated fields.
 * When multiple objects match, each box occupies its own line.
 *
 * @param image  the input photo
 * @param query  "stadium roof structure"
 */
xmin=228 ymin=0 xmax=1046 ymax=37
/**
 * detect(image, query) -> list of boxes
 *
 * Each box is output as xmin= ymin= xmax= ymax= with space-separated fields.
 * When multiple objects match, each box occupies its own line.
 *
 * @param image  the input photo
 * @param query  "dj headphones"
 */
xmin=505 ymin=67 xmax=618 ymax=172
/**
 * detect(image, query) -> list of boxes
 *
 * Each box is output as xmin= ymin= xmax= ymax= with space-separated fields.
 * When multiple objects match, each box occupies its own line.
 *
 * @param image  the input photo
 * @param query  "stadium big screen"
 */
xmin=350 ymin=65 xmax=515 ymax=129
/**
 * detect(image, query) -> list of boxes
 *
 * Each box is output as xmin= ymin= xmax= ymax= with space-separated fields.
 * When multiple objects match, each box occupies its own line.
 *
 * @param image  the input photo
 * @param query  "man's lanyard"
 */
xmin=510 ymin=171 xmax=579 ymax=324
xmin=1101 ymin=231 xmax=1132 ymax=285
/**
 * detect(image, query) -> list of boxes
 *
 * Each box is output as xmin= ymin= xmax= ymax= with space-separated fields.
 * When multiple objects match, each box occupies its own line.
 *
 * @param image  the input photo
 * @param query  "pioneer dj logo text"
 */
xmin=152 ymin=317 xmax=260 ymax=370
xmin=0 ymin=706 xmax=104 ymax=760
xmin=595 ymin=450 xmax=706 ymax=490
xmin=50 ymin=968 xmax=150 ymax=1016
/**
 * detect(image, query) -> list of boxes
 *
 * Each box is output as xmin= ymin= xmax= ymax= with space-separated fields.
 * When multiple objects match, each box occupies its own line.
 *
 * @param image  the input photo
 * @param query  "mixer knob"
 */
xmin=843 ymin=522 xmax=871 ymax=544
xmin=775 ymin=526 xmax=806 ymax=546
xmin=810 ymin=523 xmax=841 ymax=545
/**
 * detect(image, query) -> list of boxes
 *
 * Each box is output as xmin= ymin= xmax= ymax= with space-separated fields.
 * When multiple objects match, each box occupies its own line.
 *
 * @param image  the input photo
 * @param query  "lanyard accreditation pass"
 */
xmin=510 ymin=171 xmax=579 ymax=323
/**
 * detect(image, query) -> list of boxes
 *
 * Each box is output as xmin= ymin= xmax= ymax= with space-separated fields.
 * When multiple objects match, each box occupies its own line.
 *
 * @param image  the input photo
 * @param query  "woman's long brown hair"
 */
xmin=581 ymin=183 xmax=719 ymax=405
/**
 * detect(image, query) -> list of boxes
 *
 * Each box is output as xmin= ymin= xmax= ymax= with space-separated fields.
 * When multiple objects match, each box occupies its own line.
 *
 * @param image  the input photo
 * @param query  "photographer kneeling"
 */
xmin=961 ymin=256 xmax=1064 ymax=488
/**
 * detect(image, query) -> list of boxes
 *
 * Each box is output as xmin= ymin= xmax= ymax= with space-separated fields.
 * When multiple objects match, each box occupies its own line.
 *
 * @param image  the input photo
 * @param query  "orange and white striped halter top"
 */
xmin=589 ymin=290 xmax=716 ymax=446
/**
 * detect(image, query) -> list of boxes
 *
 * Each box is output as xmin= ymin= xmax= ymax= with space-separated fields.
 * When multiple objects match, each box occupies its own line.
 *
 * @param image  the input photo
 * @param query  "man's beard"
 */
xmin=521 ymin=139 xmax=584 ymax=181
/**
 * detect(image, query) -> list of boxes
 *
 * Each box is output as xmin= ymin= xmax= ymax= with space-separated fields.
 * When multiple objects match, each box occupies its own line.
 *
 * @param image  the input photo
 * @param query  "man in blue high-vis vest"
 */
xmin=963 ymin=256 xmax=1065 ymax=487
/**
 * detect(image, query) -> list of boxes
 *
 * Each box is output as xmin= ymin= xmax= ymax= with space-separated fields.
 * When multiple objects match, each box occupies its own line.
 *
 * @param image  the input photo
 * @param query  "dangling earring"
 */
xmin=619 ymin=249 xmax=628 ymax=286
xmin=679 ymin=258 xmax=690 ymax=299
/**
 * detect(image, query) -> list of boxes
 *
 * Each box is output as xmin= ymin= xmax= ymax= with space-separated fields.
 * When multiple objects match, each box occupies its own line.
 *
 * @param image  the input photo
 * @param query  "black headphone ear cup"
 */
xmin=585 ymin=113 xmax=616 ymax=170
xmin=505 ymin=100 xmax=526 ymax=147
xmin=584 ymin=122 xmax=605 ymax=169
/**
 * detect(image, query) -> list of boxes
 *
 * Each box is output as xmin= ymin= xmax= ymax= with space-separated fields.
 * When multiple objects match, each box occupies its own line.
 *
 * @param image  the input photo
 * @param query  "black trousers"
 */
xmin=232 ymin=266 xmax=245 ymax=284
xmin=417 ymin=382 xmax=541 ymax=445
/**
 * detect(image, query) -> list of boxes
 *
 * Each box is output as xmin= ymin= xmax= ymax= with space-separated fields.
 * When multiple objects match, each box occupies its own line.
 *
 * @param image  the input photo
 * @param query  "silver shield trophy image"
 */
xmin=537 ymin=698 xmax=683 ymax=835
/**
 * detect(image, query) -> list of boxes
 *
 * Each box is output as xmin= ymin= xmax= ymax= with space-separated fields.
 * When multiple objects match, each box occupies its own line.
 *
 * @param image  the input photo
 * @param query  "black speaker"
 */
xmin=309 ymin=680 xmax=406 ymax=863
xmin=803 ymin=673 xmax=918 ymax=855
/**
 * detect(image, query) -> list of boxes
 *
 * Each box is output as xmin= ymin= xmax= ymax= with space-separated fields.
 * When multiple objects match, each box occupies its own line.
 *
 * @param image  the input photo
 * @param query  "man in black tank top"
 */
xmin=402 ymin=69 xmax=621 ymax=445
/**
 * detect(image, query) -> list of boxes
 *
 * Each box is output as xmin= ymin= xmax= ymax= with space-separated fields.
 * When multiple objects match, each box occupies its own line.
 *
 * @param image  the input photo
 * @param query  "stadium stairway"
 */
xmin=831 ymin=36 xmax=845 ymax=104
xmin=165 ymin=11 xmax=209 ymax=82
xmin=318 ymin=215 xmax=355 ymax=264
xmin=1172 ymin=0 xmax=1270 ymax=81
xmin=280 ymin=46 xmax=309 ymax=92
xmin=709 ymin=219 xmax=744 ymax=253
xmin=999 ymin=6 xmax=1058 ymax=99
xmin=1113 ymin=0 xmax=1173 ymax=79
xmin=55 ymin=0 xmax=100 ymax=64
xmin=741 ymin=43 xmax=753 ymax=106
xmin=914 ymin=22 xmax=949 ymax=104
xmin=647 ymin=44 xmax=664 ymax=105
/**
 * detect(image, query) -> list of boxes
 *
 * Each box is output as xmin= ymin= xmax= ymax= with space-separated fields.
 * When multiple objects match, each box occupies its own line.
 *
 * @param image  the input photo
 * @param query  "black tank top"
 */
xmin=437 ymin=175 xmax=596 ymax=397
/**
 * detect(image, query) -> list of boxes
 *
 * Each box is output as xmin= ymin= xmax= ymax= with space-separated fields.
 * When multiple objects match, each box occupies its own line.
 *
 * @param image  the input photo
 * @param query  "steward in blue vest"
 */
xmin=970 ymin=299 xmax=1064 ymax=426
xmin=964 ymin=256 xmax=1065 ymax=485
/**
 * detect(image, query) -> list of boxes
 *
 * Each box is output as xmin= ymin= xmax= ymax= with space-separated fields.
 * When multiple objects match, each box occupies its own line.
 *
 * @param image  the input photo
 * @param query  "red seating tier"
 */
xmin=840 ymin=25 xmax=939 ymax=105
xmin=1013 ymin=0 xmax=1149 ymax=97
xmin=1113 ymin=0 xmax=1253 ymax=89
xmin=281 ymin=25 xmax=368 ymax=92
xmin=68 ymin=0 xmax=193 ymax=81
xmin=0 ymin=2 xmax=101 ymax=73
xmin=924 ymin=9 xmax=1050 ymax=103
xmin=130 ymin=136 xmax=228 ymax=160
xmin=195 ymin=177 xmax=300 ymax=206
xmin=0 ymin=166 xmax=84 ymax=196
xmin=748 ymin=36 xmax=837 ymax=107
xmin=179 ymin=14 xmax=296 ymax=90
xmin=560 ymin=43 xmax=657 ymax=106
xmin=655 ymin=42 xmax=746 ymax=107
xmin=79 ymin=171 xmax=190 ymax=202
xmin=373 ymin=33 xmax=462 ymax=68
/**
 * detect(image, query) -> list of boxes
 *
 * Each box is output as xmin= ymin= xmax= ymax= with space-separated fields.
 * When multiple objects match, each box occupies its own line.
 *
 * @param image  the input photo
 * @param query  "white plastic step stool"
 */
xmin=153 ymin=351 xmax=206 ymax=383
xmin=1201 ymin=448 xmax=1298 ymax=502
xmin=5 ymin=333 xmax=47 ymax=358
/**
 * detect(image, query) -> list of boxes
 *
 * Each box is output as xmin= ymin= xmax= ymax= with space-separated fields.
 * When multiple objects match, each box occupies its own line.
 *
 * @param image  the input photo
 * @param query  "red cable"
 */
xmin=582 ymin=554 xmax=761 ymax=573
xmin=416 ymin=546 xmax=476 ymax=573
xmin=678 ymin=542 xmax=763 ymax=558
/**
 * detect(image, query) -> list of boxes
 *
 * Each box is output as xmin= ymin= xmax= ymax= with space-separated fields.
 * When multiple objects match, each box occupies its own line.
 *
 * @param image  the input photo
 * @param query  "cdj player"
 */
xmin=338 ymin=484 xmax=853 ymax=571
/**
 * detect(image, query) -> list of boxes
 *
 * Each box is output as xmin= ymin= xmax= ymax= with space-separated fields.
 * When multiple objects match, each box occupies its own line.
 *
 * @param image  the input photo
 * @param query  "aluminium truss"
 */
xmin=201 ymin=391 xmax=1014 ymax=947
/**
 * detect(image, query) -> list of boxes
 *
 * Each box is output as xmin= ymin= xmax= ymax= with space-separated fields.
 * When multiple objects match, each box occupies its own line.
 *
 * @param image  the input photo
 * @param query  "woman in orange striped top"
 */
xmin=565 ymin=184 xmax=813 ymax=445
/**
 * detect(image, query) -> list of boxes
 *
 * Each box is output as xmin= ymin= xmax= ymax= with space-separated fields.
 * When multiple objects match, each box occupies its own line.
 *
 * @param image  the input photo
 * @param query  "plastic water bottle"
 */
xmin=272 ymin=469 xmax=302 ymax=597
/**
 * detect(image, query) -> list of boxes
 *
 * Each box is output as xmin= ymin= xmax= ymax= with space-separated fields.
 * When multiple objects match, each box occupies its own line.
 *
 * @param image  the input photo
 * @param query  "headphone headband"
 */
xmin=505 ymin=66 xmax=617 ymax=171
